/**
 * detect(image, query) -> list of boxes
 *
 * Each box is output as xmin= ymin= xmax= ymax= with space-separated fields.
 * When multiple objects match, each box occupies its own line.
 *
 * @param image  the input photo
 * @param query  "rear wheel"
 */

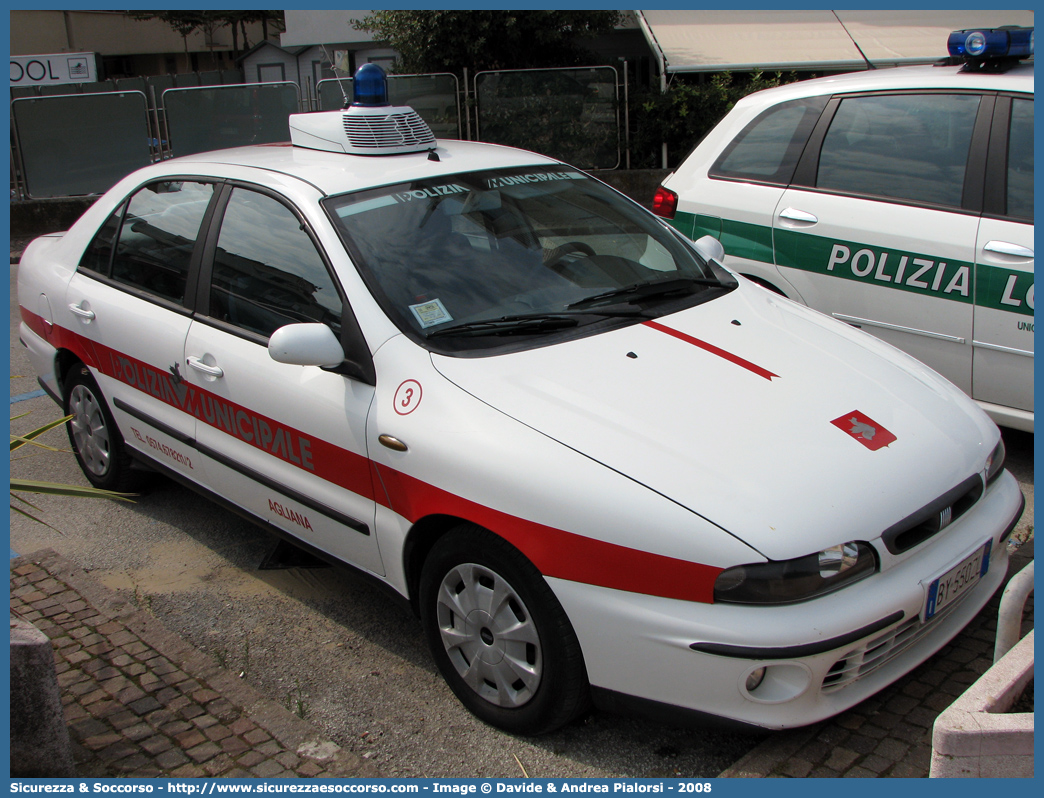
xmin=63 ymin=364 xmax=142 ymax=492
xmin=420 ymin=524 xmax=590 ymax=735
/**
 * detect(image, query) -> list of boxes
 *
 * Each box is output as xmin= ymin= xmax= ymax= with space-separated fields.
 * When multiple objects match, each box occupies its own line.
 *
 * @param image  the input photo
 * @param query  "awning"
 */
xmin=636 ymin=10 xmax=1035 ymax=74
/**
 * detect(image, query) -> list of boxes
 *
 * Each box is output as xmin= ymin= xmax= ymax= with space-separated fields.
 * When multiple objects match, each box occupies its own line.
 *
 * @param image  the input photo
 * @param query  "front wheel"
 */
xmin=63 ymin=365 xmax=142 ymax=492
xmin=419 ymin=524 xmax=590 ymax=735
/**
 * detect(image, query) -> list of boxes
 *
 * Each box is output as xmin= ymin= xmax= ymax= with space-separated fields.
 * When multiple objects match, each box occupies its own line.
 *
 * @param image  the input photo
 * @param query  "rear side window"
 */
xmin=208 ymin=188 xmax=343 ymax=338
xmin=108 ymin=180 xmax=215 ymax=303
xmin=816 ymin=93 xmax=980 ymax=207
xmin=710 ymin=97 xmax=827 ymax=185
xmin=1006 ymin=98 xmax=1033 ymax=220
xmin=79 ymin=204 xmax=124 ymax=276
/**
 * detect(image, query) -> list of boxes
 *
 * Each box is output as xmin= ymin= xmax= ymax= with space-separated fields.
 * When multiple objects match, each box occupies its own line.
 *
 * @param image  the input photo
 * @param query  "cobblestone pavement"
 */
xmin=721 ymin=538 xmax=1034 ymax=778
xmin=11 ymin=548 xmax=381 ymax=779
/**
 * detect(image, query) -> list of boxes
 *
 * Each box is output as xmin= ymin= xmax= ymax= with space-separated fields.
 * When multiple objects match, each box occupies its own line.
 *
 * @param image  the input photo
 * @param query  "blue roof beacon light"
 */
xmin=947 ymin=27 xmax=1034 ymax=71
xmin=352 ymin=63 xmax=390 ymax=107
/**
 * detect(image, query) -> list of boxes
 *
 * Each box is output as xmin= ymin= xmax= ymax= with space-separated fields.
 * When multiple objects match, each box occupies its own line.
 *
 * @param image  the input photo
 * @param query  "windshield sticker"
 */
xmin=393 ymin=185 xmax=468 ymax=204
xmin=409 ymin=298 xmax=453 ymax=328
xmin=335 ymin=195 xmax=398 ymax=218
xmin=485 ymin=172 xmax=584 ymax=189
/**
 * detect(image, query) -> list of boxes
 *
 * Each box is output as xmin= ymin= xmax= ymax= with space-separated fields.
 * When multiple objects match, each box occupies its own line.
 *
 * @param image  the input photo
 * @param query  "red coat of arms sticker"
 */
xmin=831 ymin=410 xmax=897 ymax=451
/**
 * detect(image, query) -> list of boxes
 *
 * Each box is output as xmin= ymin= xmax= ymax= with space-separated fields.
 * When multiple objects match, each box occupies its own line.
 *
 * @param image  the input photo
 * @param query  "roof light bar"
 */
xmin=947 ymin=26 xmax=1034 ymax=61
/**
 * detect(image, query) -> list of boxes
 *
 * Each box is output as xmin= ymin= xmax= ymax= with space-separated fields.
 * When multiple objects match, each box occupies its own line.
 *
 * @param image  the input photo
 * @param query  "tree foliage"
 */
xmin=355 ymin=11 xmax=621 ymax=75
xmin=629 ymin=71 xmax=805 ymax=169
xmin=130 ymin=11 xmax=284 ymax=57
xmin=129 ymin=11 xmax=207 ymax=40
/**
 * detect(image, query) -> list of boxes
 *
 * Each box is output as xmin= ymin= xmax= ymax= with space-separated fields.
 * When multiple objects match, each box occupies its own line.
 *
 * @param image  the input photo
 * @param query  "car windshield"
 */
xmin=325 ymin=166 xmax=729 ymax=352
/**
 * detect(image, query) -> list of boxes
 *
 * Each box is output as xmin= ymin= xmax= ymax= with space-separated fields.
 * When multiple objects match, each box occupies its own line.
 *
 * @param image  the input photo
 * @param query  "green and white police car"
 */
xmin=655 ymin=27 xmax=1034 ymax=432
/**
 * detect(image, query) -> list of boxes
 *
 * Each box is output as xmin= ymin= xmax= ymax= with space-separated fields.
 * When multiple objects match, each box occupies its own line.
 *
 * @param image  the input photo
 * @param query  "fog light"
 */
xmin=745 ymin=667 xmax=766 ymax=692
xmin=741 ymin=662 xmax=812 ymax=703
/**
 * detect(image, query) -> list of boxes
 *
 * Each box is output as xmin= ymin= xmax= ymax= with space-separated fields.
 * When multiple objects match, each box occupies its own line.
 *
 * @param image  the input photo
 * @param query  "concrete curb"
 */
xmin=11 ymin=548 xmax=381 ymax=778
xmin=929 ymin=630 xmax=1034 ymax=777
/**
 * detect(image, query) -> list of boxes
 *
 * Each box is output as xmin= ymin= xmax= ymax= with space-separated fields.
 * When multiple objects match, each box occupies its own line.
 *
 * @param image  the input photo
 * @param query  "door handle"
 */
xmin=67 ymin=303 xmax=95 ymax=321
xmin=983 ymin=240 xmax=1034 ymax=259
xmin=187 ymin=356 xmax=224 ymax=378
xmin=778 ymin=207 xmax=818 ymax=224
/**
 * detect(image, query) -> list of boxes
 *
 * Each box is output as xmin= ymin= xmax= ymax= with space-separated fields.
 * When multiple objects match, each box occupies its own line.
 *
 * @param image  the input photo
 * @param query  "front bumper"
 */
xmin=550 ymin=471 xmax=1023 ymax=729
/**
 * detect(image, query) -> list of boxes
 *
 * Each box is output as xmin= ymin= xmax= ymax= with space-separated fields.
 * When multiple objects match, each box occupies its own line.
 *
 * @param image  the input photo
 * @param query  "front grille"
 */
xmin=343 ymin=111 xmax=436 ymax=150
xmin=881 ymin=473 xmax=984 ymax=554
xmin=821 ymin=582 xmax=973 ymax=693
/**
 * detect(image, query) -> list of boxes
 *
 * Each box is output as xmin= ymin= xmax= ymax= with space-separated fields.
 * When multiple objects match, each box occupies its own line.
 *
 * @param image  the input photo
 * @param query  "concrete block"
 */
xmin=930 ymin=630 xmax=1033 ymax=778
xmin=10 ymin=615 xmax=76 ymax=776
xmin=10 ymin=197 xmax=95 ymax=238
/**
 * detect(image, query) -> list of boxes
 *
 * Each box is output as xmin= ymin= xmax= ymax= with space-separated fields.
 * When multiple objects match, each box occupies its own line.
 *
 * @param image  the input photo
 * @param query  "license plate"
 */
xmin=923 ymin=540 xmax=992 ymax=621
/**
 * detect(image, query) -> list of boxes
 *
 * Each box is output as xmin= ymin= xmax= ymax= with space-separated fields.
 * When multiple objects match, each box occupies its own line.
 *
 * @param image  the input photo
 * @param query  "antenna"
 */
xmin=319 ymin=44 xmax=350 ymax=108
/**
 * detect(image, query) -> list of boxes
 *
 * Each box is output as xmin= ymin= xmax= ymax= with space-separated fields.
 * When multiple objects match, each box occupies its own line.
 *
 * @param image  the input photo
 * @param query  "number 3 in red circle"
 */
xmin=394 ymin=380 xmax=423 ymax=415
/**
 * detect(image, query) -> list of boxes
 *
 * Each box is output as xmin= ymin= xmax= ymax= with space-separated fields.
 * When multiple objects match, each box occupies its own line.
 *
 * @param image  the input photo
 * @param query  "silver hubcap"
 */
xmin=436 ymin=563 xmax=542 ymax=708
xmin=68 ymin=384 xmax=111 ymax=477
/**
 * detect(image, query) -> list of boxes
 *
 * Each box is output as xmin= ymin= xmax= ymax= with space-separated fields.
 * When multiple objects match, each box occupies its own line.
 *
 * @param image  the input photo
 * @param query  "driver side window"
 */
xmin=209 ymin=189 xmax=343 ymax=338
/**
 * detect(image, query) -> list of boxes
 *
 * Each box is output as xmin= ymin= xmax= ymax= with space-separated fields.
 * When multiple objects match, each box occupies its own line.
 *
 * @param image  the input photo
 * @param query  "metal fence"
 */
xmin=9 ymin=70 xmax=243 ymax=99
xmin=11 ymin=92 xmax=153 ymax=198
xmin=475 ymin=66 xmax=619 ymax=170
xmin=10 ymin=81 xmax=300 ymax=199
xmin=163 ymin=83 xmax=301 ymax=158
xmin=11 ymin=66 xmax=624 ymax=199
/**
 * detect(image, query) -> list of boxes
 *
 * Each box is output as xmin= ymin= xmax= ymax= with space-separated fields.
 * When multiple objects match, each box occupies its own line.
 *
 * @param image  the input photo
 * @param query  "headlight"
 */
xmin=985 ymin=439 xmax=1006 ymax=487
xmin=714 ymin=541 xmax=877 ymax=605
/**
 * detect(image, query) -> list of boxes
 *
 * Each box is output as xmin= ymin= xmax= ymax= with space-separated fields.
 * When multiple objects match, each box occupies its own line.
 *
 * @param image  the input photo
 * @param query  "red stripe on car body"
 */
xmin=643 ymin=319 xmax=779 ymax=381
xmin=375 ymin=465 xmax=720 ymax=603
xmin=20 ymin=307 xmax=723 ymax=603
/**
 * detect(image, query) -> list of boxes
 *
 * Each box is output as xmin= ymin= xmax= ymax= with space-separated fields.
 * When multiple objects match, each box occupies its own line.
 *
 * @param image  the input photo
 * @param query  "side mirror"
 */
xmin=269 ymin=323 xmax=345 ymax=368
xmin=692 ymin=234 xmax=725 ymax=263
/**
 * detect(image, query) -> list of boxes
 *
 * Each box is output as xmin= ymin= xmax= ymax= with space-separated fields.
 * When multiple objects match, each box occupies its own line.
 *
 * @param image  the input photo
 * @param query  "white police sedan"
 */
xmin=18 ymin=65 xmax=1024 ymax=735
xmin=655 ymin=27 xmax=1034 ymax=433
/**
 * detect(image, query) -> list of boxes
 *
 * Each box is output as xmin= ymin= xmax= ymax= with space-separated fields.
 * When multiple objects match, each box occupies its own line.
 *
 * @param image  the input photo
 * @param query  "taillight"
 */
xmin=652 ymin=186 xmax=678 ymax=219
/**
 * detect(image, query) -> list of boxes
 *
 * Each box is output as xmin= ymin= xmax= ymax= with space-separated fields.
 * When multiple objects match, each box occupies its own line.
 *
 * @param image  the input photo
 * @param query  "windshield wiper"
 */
xmin=566 ymin=275 xmax=724 ymax=311
xmin=426 ymin=309 xmax=644 ymax=338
